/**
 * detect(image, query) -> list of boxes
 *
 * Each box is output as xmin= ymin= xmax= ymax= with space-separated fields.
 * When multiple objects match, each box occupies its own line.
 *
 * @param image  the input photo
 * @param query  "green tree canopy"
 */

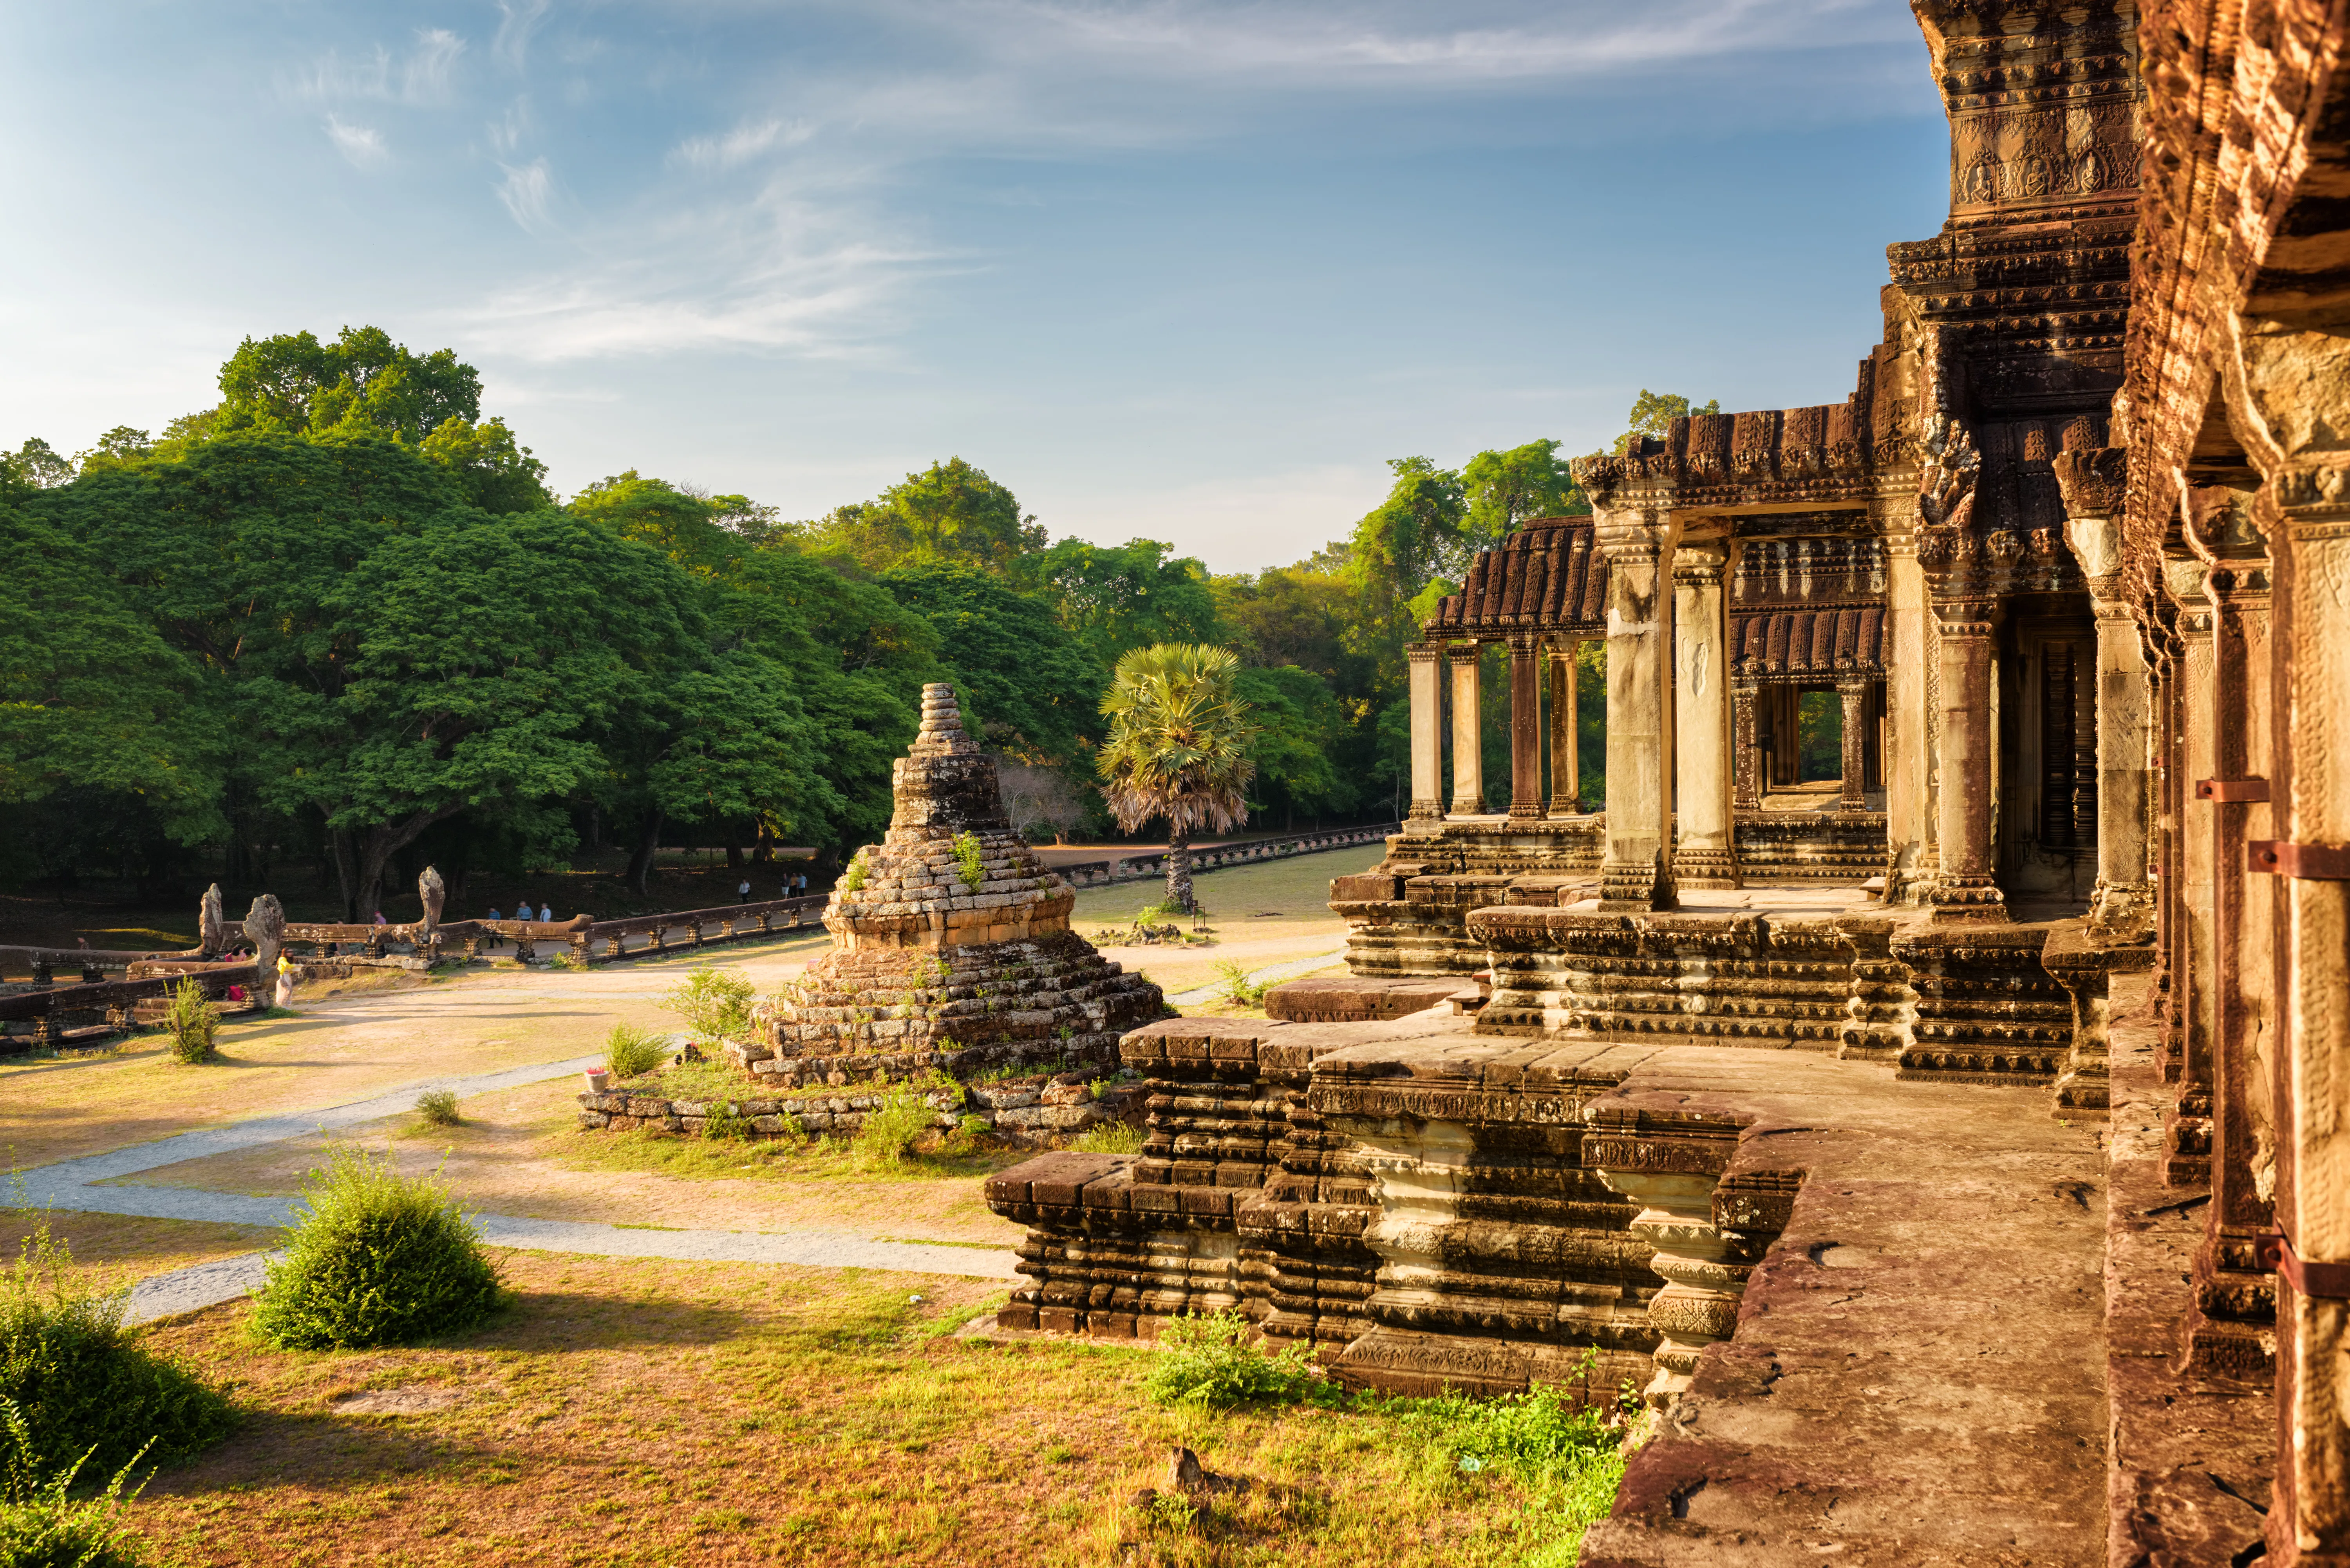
xmin=1461 ymin=438 xmax=1587 ymax=547
xmin=217 ymin=325 xmax=483 ymax=446
xmin=1619 ymin=390 xmax=1721 ymax=453
xmin=805 ymin=458 xmax=1043 ymax=573
xmin=1015 ymin=536 xmax=1222 ymax=670
xmin=881 ymin=564 xmax=1100 ymax=769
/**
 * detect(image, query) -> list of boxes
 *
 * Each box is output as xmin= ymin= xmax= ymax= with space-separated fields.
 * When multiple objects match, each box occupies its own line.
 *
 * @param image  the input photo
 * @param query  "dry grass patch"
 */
xmin=122 ymin=1252 xmax=1611 ymax=1568
xmin=0 ymin=1212 xmax=276 ymax=1298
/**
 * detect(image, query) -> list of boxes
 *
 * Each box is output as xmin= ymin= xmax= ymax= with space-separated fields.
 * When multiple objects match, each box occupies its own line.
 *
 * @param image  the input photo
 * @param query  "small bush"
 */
xmin=0 ymin=1398 xmax=151 ymax=1568
xmin=0 ymin=1221 xmax=233 ymax=1484
xmin=1145 ymin=1310 xmax=1327 ymax=1409
xmin=414 ymin=1090 xmax=460 ymax=1127
xmin=161 ymin=979 xmax=218 ymax=1065
xmin=657 ymin=965 xmax=757 ymax=1046
xmin=951 ymin=831 xmax=987 ymax=889
xmin=701 ymin=1100 xmax=750 ymax=1141
xmin=851 ymin=1084 xmax=942 ymax=1169
xmin=1210 ymin=959 xmax=1269 ymax=1008
xmin=1071 ymin=1122 xmax=1144 ymax=1155
xmin=251 ymin=1148 xmax=503 ymax=1350
xmin=841 ymin=849 xmax=871 ymax=893
xmin=603 ymin=1022 xmax=667 ymax=1080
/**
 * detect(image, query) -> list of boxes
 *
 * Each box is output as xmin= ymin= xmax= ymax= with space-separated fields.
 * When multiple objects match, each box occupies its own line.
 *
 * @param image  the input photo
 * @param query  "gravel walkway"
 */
xmin=31 ymin=1053 xmax=1020 ymax=1325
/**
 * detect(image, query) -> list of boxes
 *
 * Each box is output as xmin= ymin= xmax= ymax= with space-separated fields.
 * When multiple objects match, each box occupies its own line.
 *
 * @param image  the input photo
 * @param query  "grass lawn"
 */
xmin=118 ymin=1251 xmax=1618 ymax=1568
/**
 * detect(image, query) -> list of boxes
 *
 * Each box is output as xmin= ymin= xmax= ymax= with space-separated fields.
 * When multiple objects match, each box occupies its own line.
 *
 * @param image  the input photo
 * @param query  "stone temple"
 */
xmin=736 ymin=683 xmax=1164 ymax=1087
xmin=989 ymin=2 xmax=2350 ymax=1561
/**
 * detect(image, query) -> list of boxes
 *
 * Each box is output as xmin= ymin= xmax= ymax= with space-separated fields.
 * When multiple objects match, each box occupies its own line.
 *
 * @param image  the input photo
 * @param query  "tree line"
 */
xmin=1 ymin=324 xmax=1639 ymax=918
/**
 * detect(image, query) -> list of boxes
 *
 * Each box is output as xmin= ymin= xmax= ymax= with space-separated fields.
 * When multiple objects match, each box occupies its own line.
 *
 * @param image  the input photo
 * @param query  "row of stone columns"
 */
xmin=1407 ymin=639 xmax=1585 ymax=822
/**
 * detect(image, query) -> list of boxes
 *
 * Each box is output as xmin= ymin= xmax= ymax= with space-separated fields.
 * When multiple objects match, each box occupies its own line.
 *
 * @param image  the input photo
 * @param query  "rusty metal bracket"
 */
xmin=2197 ymin=777 xmax=2270 ymax=802
xmin=2247 ymin=841 xmax=2350 ymax=879
xmin=2254 ymin=1230 xmax=2350 ymax=1298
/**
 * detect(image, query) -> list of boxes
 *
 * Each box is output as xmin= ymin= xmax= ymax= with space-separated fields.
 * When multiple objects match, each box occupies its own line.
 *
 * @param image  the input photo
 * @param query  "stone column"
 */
xmin=1449 ymin=645 xmax=1483 ymax=816
xmin=1547 ymin=641 xmax=1579 ymax=816
xmin=2055 ymin=449 xmax=2158 ymax=945
xmin=2188 ymin=488 xmax=2278 ymax=1380
xmin=1407 ymin=645 xmax=1444 ymax=820
xmin=1673 ymin=540 xmax=1739 ymax=888
xmin=1508 ymin=636 xmax=1544 ymax=820
xmin=1596 ymin=509 xmax=1681 ymax=911
xmin=1731 ymin=681 xmax=1761 ymax=811
xmin=2171 ymin=560 xmax=2218 ymax=1097
xmin=1927 ymin=605 xmax=2005 ymax=921
xmin=1838 ymin=677 xmax=1871 ymax=811
xmin=1882 ymin=510 xmax=1935 ymax=900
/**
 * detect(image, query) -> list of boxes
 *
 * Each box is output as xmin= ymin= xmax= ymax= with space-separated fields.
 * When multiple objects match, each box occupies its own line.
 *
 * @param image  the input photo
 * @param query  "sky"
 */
xmin=0 ymin=2 xmax=1951 ymax=572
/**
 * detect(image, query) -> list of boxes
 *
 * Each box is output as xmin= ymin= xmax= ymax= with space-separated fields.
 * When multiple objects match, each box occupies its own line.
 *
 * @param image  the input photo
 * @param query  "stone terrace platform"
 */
xmin=991 ymin=1008 xmax=2114 ymax=1563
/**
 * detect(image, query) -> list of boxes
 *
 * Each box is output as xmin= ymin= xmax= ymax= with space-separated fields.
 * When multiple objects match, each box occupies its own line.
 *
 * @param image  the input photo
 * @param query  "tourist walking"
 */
xmin=737 ymin=878 xmax=751 ymax=903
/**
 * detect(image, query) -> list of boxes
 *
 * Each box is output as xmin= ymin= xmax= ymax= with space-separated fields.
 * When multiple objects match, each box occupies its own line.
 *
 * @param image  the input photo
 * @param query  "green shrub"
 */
xmin=701 ymin=1100 xmax=750 ymax=1141
xmin=1071 ymin=1122 xmax=1144 ymax=1155
xmin=161 ymin=979 xmax=217 ymax=1065
xmin=1390 ymin=1374 xmax=1629 ymax=1562
xmin=951 ymin=831 xmax=987 ymax=889
xmin=414 ymin=1090 xmax=460 ymax=1127
xmin=841 ymin=849 xmax=871 ymax=893
xmin=851 ymin=1084 xmax=942 ymax=1169
xmin=1210 ymin=959 xmax=1269 ymax=1008
xmin=603 ymin=1022 xmax=667 ymax=1080
xmin=1144 ymin=1309 xmax=1326 ymax=1410
xmin=0 ymin=1397 xmax=151 ymax=1568
xmin=251 ymin=1149 xmax=503 ymax=1350
xmin=0 ymin=1222 xmax=233 ymax=1485
xmin=657 ymin=965 xmax=757 ymax=1045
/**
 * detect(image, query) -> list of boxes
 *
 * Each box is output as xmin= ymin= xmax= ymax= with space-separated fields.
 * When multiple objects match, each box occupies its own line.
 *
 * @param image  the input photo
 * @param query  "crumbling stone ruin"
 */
xmin=990 ymin=2 xmax=2350 ymax=1560
xmin=731 ymin=683 xmax=1166 ymax=1089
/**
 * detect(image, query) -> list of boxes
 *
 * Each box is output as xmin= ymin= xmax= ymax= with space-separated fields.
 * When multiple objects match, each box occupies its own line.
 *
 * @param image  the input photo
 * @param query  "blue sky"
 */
xmin=0 ymin=2 xmax=1949 ymax=571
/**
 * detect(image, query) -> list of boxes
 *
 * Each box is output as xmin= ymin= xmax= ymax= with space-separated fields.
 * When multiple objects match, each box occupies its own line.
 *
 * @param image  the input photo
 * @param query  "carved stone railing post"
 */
xmin=1837 ymin=676 xmax=1871 ymax=811
xmin=1582 ymin=1107 xmax=1749 ymax=1407
xmin=1731 ymin=679 xmax=1761 ymax=811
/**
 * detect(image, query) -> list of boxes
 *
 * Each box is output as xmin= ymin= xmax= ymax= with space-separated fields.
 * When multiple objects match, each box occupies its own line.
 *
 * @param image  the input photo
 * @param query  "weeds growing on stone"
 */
xmin=603 ymin=1022 xmax=668 ymax=1080
xmin=852 ymin=1084 xmax=946 ymax=1170
xmin=251 ymin=1148 xmax=503 ymax=1350
xmin=1071 ymin=1122 xmax=1145 ymax=1155
xmin=161 ymin=980 xmax=218 ymax=1066
xmin=0 ymin=1218 xmax=233 ymax=1483
xmin=414 ymin=1089 xmax=461 ymax=1127
xmin=952 ymin=831 xmax=987 ymax=889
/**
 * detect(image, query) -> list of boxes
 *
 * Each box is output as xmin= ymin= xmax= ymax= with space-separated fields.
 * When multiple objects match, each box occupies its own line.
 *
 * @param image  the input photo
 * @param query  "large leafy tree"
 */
xmin=1618 ymin=390 xmax=1721 ymax=453
xmin=1016 ymin=536 xmax=1222 ymax=670
xmin=882 ymin=563 xmax=1102 ymax=770
xmin=1097 ymin=643 xmax=1258 ymax=913
xmin=1233 ymin=665 xmax=1354 ymax=829
xmin=805 ymin=458 xmax=1043 ymax=573
xmin=1461 ymin=439 xmax=1587 ymax=548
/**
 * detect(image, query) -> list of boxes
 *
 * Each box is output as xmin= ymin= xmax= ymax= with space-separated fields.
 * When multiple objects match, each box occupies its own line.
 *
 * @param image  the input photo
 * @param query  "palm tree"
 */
xmin=1097 ymin=644 xmax=1258 ymax=914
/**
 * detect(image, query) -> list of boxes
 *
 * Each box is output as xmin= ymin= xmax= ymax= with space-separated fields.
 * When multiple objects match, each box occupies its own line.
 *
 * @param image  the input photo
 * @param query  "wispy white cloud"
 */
xmin=324 ymin=115 xmax=389 ymax=167
xmin=494 ymin=0 xmax=553 ymax=72
xmin=495 ymin=157 xmax=555 ymax=231
xmin=291 ymin=27 xmax=468 ymax=106
xmin=487 ymin=98 xmax=532 ymax=156
xmin=668 ymin=118 xmax=812 ymax=172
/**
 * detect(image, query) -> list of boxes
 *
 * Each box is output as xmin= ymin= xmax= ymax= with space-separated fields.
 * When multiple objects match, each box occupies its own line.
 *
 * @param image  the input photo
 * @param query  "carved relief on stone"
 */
xmin=198 ymin=883 xmax=226 ymax=957
xmin=418 ymin=865 xmax=446 ymax=933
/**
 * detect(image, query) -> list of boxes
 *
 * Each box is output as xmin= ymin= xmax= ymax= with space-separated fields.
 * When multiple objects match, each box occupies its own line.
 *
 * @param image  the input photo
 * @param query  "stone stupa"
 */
xmin=736 ymin=683 xmax=1166 ymax=1088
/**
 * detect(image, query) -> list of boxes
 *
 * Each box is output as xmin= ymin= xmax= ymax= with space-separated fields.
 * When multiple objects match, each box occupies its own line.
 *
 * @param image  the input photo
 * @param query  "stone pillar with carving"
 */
xmin=1596 ymin=509 xmax=1681 ymax=910
xmin=1508 ymin=636 xmax=1544 ymax=820
xmin=1449 ymin=645 xmax=1484 ymax=816
xmin=1928 ymin=605 xmax=2005 ymax=921
xmin=1882 ymin=509 xmax=1935 ymax=902
xmin=243 ymin=895 xmax=284 ymax=990
xmin=2187 ymin=486 xmax=2278 ymax=1380
xmin=1730 ymin=680 xmax=1761 ymax=811
xmin=1407 ymin=645 xmax=1445 ymax=820
xmin=2170 ymin=559 xmax=2218 ymax=1103
xmin=1838 ymin=677 xmax=1871 ymax=811
xmin=1673 ymin=540 xmax=1739 ymax=888
xmin=2054 ymin=447 xmax=2157 ymax=945
xmin=197 ymin=883 xmax=226 ymax=958
xmin=1547 ymin=641 xmax=1579 ymax=816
